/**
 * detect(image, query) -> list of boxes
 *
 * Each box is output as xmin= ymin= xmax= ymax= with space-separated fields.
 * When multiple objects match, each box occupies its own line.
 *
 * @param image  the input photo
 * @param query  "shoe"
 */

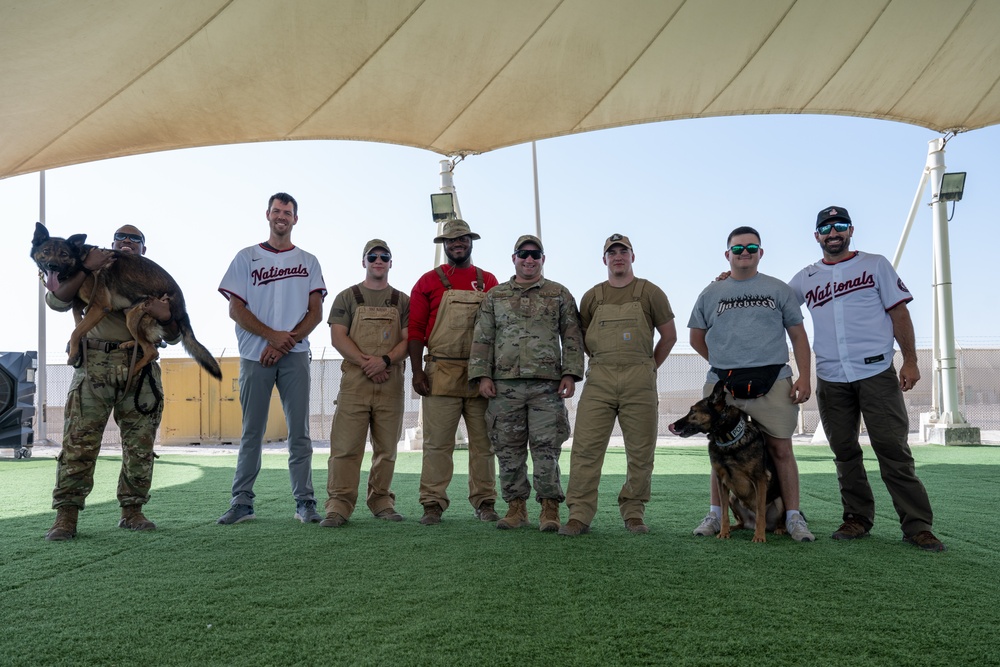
xmin=496 ymin=498 xmax=529 ymax=530
xmin=45 ymin=507 xmax=79 ymax=541
xmin=118 ymin=506 xmax=157 ymax=531
xmin=320 ymin=512 xmax=347 ymax=528
xmin=419 ymin=504 xmax=443 ymax=526
xmin=474 ymin=502 xmax=500 ymax=522
xmin=557 ymin=518 xmax=591 ymax=536
xmin=538 ymin=499 xmax=561 ymax=532
xmin=217 ymin=504 xmax=255 ymax=525
xmin=903 ymin=530 xmax=946 ymax=552
xmin=374 ymin=508 xmax=405 ymax=522
xmin=625 ymin=518 xmax=649 ymax=534
xmin=294 ymin=500 xmax=322 ymax=524
xmin=785 ymin=513 xmax=815 ymax=542
xmin=693 ymin=513 xmax=721 ymax=536
xmin=831 ymin=519 xmax=870 ymax=540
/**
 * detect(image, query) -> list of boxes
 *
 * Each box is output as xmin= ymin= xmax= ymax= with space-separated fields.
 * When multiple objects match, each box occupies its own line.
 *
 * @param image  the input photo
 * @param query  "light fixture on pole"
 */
xmin=938 ymin=171 xmax=966 ymax=202
xmin=430 ymin=192 xmax=456 ymax=222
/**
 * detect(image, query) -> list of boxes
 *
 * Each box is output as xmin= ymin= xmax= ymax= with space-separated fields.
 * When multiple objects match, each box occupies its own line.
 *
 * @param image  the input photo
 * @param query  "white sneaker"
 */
xmin=693 ymin=513 xmax=720 ymax=536
xmin=786 ymin=513 xmax=815 ymax=542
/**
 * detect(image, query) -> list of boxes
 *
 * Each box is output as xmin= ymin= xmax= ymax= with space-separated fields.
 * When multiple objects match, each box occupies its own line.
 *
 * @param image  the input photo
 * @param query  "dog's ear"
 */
xmin=32 ymin=222 xmax=49 ymax=246
xmin=67 ymin=233 xmax=88 ymax=249
xmin=709 ymin=379 xmax=728 ymax=406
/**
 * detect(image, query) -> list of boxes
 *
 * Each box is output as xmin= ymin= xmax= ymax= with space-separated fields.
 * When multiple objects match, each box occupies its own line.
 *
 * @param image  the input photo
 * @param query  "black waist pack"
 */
xmin=712 ymin=364 xmax=785 ymax=399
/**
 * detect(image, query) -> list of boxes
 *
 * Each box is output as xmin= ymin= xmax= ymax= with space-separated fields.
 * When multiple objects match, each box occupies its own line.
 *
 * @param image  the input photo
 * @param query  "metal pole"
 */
xmin=532 ymin=141 xmax=542 ymax=240
xmin=892 ymin=167 xmax=930 ymax=269
xmin=36 ymin=170 xmax=48 ymax=444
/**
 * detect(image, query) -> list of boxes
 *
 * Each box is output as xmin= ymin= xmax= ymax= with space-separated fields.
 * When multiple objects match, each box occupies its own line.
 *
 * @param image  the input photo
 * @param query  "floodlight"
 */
xmin=939 ymin=172 xmax=966 ymax=202
xmin=430 ymin=193 xmax=456 ymax=222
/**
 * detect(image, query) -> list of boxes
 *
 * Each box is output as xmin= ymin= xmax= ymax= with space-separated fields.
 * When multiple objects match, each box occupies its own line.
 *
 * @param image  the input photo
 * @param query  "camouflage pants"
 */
xmin=53 ymin=349 xmax=163 ymax=510
xmin=486 ymin=379 xmax=569 ymax=503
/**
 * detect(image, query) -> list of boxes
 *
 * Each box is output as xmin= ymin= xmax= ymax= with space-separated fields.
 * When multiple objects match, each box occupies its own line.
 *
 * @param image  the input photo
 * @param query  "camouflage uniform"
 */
xmin=469 ymin=277 xmax=584 ymax=503
xmin=47 ymin=292 xmax=165 ymax=510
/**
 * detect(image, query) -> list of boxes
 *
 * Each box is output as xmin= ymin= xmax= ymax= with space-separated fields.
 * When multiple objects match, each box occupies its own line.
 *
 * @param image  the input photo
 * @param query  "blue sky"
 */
xmin=6 ymin=113 xmax=998 ymax=362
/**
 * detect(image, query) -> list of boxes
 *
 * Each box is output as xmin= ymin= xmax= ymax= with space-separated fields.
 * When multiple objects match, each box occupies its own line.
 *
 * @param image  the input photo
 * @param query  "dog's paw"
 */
xmin=716 ymin=531 xmax=731 ymax=540
xmin=752 ymin=534 xmax=768 ymax=544
xmin=118 ymin=341 xmax=136 ymax=350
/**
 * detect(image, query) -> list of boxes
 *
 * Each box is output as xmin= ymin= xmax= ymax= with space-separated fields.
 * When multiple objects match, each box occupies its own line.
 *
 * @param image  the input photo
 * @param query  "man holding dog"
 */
xmin=560 ymin=234 xmax=677 ymax=536
xmin=687 ymin=226 xmax=815 ymax=542
xmin=43 ymin=225 xmax=179 ymax=540
xmin=321 ymin=239 xmax=409 ymax=527
xmin=788 ymin=206 xmax=944 ymax=551
xmin=217 ymin=192 xmax=327 ymax=525
xmin=408 ymin=218 xmax=500 ymax=525
xmin=468 ymin=235 xmax=584 ymax=531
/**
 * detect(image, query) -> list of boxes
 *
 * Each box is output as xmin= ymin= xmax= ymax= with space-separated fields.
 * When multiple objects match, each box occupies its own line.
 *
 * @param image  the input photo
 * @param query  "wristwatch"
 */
xmin=382 ymin=355 xmax=392 ymax=368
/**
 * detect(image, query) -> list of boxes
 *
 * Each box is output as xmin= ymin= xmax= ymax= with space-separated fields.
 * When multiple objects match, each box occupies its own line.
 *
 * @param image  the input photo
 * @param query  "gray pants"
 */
xmin=230 ymin=352 xmax=314 ymax=507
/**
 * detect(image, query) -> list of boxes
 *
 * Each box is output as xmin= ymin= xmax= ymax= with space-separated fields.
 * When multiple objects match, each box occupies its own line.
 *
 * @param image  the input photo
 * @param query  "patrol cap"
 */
xmin=363 ymin=239 xmax=391 ymax=256
xmin=816 ymin=206 xmax=852 ymax=228
xmin=433 ymin=219 xmax=481 ymax=243
xmin=514 ymin=234 xmax=543 ymax=253
xmin=603 ymin=233 xmax=633 ymax=253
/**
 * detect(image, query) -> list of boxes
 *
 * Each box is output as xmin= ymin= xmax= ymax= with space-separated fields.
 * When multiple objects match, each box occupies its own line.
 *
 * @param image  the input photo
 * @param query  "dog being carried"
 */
xmin=669 ymin=380 xmax=785 ymax=542
xmin=31 ymin=222 xmax=222 ymax=380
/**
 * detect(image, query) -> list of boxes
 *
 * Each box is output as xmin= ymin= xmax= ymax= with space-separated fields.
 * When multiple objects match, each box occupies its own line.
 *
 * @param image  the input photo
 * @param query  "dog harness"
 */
xmin=715 ymin=416 xmax=746 ymax=447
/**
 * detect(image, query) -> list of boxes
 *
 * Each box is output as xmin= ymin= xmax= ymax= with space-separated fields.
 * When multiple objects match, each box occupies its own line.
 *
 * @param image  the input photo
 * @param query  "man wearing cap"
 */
xmin=468 ymin=235 xmax=584 ymax=531
xmin=409 ymin=219 xmax=500 ymax=525
xmin=788 ymin=206 xmax=945 ymax=551
xmin=560 ymin=234 xmax=677 ymax=536
xmin=320 ymin=240 xmax=410 ymax=528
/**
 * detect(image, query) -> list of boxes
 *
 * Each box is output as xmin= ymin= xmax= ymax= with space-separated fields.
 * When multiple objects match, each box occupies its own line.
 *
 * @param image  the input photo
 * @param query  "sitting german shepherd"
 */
xmin=669 ymin=380 xmax=785 ymax=542
xmin=31 ymin=222 xmax=222 ymax=380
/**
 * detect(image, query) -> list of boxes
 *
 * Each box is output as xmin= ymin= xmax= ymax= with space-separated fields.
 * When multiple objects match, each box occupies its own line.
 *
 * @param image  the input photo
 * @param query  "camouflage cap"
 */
xmin=603 ymin=233 xmax=633 ymax=253
xmin=363 ymin=239 xmax=391 ymax=256
xmin=514 ymin=234 xmax=543 ymax=253
xmin=433 ymin=219 xmax=481 ymax=243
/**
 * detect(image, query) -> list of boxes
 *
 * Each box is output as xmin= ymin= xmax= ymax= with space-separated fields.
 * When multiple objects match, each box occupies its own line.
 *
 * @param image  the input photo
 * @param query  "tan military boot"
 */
xmin=538 ymin=498 xmax=561 ymax=532
xmin=496 ymin=498 xmax=529 ymax=530
xmin=118 ymin=505 xmax=157 ymax=531
xmin=45 ymin=506 xmax=79 ymax=541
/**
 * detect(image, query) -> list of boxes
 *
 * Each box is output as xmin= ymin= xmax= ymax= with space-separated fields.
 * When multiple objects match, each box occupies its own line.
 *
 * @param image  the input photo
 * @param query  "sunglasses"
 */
xmin=366 ymin=253 xmax=391 ymax=263
xmin=817 ymin=222 xmax=851 ymax=235
xmin=114 ymin=232 xmax=144 ymax=244
xmin=515 ymin=249 xmax=543 ymax=260
xmin=729 ymin=244 xmax=760 ymax=255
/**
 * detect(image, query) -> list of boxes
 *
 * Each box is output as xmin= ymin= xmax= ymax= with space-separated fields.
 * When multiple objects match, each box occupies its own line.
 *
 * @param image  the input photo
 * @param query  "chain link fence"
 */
xmin=37 ymin=347 xmax=1000 ymax=446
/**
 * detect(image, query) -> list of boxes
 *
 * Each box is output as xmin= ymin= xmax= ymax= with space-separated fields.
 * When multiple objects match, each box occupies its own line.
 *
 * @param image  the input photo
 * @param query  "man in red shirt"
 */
xmin=408 ymin=219 xmax=499 ymax=525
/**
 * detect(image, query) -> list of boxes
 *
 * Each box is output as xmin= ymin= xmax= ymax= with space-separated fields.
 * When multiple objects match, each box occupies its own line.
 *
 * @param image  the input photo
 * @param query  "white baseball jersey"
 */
xmin=788 ymin=251 xmax=911 ymax=383
xmin=219 ymin=243 xmax=327 ymax=361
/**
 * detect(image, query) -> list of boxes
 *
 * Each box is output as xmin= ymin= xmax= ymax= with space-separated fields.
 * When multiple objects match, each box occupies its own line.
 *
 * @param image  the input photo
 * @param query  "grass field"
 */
xmin=1 ymin=444 xmax=996 ymax=666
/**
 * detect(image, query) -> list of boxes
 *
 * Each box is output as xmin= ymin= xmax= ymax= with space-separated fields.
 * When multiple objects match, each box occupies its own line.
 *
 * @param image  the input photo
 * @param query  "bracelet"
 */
xmin=382 ymin=355 xmax=392 ymax=367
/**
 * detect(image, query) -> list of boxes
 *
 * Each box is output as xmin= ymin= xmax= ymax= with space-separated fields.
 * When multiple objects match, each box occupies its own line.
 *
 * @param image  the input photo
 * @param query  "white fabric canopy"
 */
xmin=3 ymin=0 xmax=999 ymax=179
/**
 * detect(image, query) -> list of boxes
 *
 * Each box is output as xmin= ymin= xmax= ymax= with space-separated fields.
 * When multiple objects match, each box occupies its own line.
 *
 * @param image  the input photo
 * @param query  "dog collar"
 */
xmin=716 ymin=417 xmax=746 ymax=447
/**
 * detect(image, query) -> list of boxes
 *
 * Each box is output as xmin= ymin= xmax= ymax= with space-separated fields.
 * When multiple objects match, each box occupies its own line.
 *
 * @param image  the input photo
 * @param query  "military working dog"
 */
xmin=669 ymin=380 xmax=785 ymax=542
xmin=31 ymin=222 xmax=222 ymax=380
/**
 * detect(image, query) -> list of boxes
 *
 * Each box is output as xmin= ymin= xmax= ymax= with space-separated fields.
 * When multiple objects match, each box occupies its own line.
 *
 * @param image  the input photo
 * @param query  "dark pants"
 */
xmin=816 ymin=366 xmax=934 ymax=537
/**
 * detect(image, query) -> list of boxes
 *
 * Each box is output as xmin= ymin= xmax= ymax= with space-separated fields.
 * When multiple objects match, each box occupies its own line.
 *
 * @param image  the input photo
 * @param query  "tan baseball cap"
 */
xmin=603 ymin=233 xmax=633 ymax=253
xmin=433 ymin=219 xmax=481 ymax=243
xmin=514 ymin=234 xmax=543 ymax=253
xmin=363 ymin=239 xmax=391 ymax=256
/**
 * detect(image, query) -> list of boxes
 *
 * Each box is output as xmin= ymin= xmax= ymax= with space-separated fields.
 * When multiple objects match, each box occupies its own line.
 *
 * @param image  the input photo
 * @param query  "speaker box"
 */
xmin=0 ymin=351 xmax=37 ymax=458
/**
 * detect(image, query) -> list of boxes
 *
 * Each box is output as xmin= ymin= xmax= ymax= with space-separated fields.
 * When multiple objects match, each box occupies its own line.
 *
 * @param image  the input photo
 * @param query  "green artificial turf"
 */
xmin=1 ymin=445 xmax=997 ymax=667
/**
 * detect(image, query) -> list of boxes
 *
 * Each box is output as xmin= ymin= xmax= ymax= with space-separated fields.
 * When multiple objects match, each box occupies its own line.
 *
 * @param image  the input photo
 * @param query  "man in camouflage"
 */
xmin=42 ymin=225 xmax=180 ymax=541
xmin=469 ymin=235 xmax=584 ymax=531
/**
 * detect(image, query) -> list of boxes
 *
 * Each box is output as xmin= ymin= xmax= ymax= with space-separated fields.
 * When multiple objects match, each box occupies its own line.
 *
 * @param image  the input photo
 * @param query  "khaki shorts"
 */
xmin=702 ymin=377 xmax=798 ymax=439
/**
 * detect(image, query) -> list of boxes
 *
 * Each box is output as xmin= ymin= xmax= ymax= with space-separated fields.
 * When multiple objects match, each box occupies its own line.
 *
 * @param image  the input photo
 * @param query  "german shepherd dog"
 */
xmin=669 ymin=380 xmax=785 ymax=542
xmin=31 ymin=222 xmax=222 ymax=380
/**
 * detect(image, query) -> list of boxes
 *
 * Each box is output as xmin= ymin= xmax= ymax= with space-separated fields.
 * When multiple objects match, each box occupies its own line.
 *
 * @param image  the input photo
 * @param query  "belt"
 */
xmin=85 ymin=339 xmax=123 ymax=353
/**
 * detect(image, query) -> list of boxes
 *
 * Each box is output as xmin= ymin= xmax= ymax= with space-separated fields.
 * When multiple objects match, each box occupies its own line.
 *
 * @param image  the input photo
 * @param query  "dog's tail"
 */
xmin=177 ymin=315 xmax=223 ymax=379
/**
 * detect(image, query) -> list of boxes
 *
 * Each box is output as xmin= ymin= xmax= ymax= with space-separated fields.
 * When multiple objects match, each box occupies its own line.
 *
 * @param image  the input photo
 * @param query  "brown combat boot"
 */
xmin=119 ymin=505 xmax=157 ymax=531
xmin=496 ymin=498 xmax=529 ymax=530
xmin=538 ymin=498 xmax=561 ymax=532
xmin=45 ymin=506 xmax=79 ymax=541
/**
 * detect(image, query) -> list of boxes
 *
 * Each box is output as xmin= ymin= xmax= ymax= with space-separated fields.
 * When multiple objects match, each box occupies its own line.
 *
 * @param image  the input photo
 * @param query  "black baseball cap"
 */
xmin=816 ymin=206 xmax=852 ymax=228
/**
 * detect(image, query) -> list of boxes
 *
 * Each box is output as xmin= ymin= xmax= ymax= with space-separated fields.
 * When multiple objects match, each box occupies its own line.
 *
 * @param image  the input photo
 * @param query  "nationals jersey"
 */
xmin=788 ymin=251 xmax=911 ymax=383
xmin=219 ymin=243 xmax=327 ymax=361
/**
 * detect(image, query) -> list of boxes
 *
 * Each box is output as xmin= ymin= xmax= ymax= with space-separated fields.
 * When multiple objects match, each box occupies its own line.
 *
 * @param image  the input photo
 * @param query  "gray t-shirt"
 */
xmin=688 ymin=272 xmax=804 ymax=381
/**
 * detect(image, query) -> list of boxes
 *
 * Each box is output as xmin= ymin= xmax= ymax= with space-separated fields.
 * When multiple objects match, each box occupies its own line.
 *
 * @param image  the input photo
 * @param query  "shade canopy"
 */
xmin=3 ymin=0 xmax=999 ymax=179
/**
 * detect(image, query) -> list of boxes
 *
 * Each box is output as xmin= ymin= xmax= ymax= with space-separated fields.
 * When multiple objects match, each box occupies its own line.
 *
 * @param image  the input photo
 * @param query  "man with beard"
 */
xmin=788 ymin=206 xmax=944 ymax=551
xmin=409 ymin=219 xmax=499 ymax=525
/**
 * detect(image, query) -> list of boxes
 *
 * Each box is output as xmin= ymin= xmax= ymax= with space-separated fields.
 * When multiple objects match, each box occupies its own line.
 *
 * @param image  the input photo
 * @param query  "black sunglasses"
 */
xmin=366 ymin=253 xmax=391 ymax=263
xmin=515 ymin=249 xmax=542 ymax=260
xmin=817 ymin=222 xmax=851 ymax=235
xmin=114 ymin=232 xmax=144 ymax=244
xmin=729 ymin=244 xmax=760 ymax=255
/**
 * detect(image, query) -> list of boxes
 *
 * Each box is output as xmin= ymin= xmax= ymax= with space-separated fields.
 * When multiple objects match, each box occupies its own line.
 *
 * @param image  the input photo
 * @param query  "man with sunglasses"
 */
xmin=687 ymin=226 xmax=815 ymax=542
xmin=468 ymin=235 xmax=584 ymax=531
xmin=43 ymin=225 xmax=180 ymax=540
xmin=408 ymin=219 xmax=500 ymax=525
xmin=320 ymin=240 xmax=409 ymax=527
xmin=788 ymin=206 xmax=944 ymax=551
xmin=560 ymin=234 xmax=677 ymax=536
xmin=217 ymin=193 xmax=327 ymax=526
